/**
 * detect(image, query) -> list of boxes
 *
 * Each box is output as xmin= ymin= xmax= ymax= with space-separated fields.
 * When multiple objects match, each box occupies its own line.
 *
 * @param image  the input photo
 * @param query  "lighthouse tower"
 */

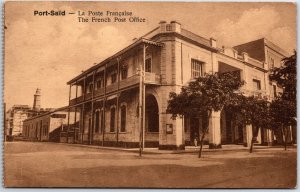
xmin=33 ymin=88 xmax=41 ymax=111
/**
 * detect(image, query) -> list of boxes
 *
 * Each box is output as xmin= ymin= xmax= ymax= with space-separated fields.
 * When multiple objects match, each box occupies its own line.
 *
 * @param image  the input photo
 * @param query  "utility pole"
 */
xmin=142 ymin=45 xmax=147 ymax=150
xmin=139 ymin=44 xmax=145 ymax=156
xmin=139 ymin=44 xmax=148 ymax=155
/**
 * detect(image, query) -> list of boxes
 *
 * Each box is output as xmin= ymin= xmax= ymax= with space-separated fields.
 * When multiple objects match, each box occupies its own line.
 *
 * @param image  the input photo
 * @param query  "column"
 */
xmin=266 ymin=129 xmax=273 ymax=146
xmin=244 ymin=124 xmax=253 ymax=148
xmin=257 ymin=128 xmax=262 ymax=144
xmin=288 ymin=126 xmax=293 ymax=143
xmin=116 ymin=57 xmax=121 ymax=146
xmin=208 ymin=110 xmax=221 ymax=149
xmin=175 ymin=117 xmax=184 ymax=149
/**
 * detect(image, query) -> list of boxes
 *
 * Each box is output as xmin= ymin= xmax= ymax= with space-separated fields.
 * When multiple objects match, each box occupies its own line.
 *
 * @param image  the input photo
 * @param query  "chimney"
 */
xmin=159 ymin=20 xmax=167 ymax=33
xmin=170 ymin=20 xmax=181 ymax=33
xmin=210 ymin=38 xmax=217 ymax=48
xmin=33 ymin=88 xmax=41 ymax=111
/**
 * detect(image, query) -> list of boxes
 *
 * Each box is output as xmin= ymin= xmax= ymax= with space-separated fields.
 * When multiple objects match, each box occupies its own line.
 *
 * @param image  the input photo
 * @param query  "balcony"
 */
xmin=77 ymin=95 xmax=84 ymax=103
xmin=69 ymin=98 xmax=77 ymax=106
xmin=85 ymin=92 xmax=92 ymax=100
xmin=69 ymin=73 xmax=160 ymax=106
xmin=94 ymin=87 xmax=105 ymax=97
xmin=145 ymin=72 xmax=160 ymax=84
xmin=240 ymin=88 xmax=267 ymax=98
xmin=248 ymin=57 xmax=264 ymax=69
xmin=106 ymin=82 xmax=118 ymax=93
xmin=119 ymin=75 xmax=139 ymax=89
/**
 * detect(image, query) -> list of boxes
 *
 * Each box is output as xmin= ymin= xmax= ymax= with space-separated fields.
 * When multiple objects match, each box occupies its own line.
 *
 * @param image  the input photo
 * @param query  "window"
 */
xmin=273 ymin=85 xmax=277 ymax=98
xmin=89 ymin=83 xmax=93 ymax=93
xmin=121 ymin=67 xmax=128 ymax=79
xmin=270 ymin=57 xmax=275 ymax=68
xmin=191 ymin=59 xmax=204 ymax=78
xmin=36 ymin=122 xmax=38 ymax=135
xmin=145 ymin=58 xmax=152 ymax=72
xmin=111 ymin=73 xmax=117 ymax=84
xmin=166 ymin=24 xmax=172 ymax=31
xmin=40 ymin=120 xmax=43 ymax=136
xmin=253 ymin=79 xmax=261 ymax=90
xmin=86 ymin=83 xmax=93 ymax=93
xmin=120 ymin=105 xmax=126 ymax=132
xmin=95 ymin=111 xmax=100 ymax=133
xmin=110 ymin=107 xmax=115 ymax=132
xmin=43 ymin=123 xmax=48 ymax=136
xmin=100 ymin=110 xmax=104 ymax=133
xmin=96 ymin=78 xmax=103 ymax=89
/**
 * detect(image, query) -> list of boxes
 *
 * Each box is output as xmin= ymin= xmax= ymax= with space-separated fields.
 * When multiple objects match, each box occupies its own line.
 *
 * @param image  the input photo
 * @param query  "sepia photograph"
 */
xmin=3 ymin=1 xmax=297 ymax=188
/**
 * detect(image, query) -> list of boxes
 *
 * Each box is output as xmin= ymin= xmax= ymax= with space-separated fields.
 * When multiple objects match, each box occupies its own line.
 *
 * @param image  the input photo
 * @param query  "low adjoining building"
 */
xmin=22 ymin=107 xmax=77 ymax=142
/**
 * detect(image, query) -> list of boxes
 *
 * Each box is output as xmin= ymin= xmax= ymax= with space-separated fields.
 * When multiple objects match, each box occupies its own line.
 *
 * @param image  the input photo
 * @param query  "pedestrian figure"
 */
xmin=194 ymin=134 xmax=198 ymax=147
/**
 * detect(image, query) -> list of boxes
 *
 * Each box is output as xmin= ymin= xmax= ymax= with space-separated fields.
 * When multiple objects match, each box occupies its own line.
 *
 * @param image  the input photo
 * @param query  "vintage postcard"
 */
xmin=3 ymin=1 xmax=297 ymax=188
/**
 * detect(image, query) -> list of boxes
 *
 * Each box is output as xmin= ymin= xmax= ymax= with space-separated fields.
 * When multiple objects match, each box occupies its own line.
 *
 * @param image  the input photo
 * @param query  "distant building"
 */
xmin=6 ymin=105 xmax=31 ymax=136
xmin=5 ymin=88 xmax=54 ymax=137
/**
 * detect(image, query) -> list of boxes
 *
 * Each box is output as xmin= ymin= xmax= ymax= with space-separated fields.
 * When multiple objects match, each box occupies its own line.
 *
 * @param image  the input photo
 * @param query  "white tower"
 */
xmin=33 ymin=88 xmax=41 ymax=111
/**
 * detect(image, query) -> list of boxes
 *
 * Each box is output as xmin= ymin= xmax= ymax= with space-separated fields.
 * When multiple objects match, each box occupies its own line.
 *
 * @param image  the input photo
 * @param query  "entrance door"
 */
xmin=225 ymin=110 xmax=233 ymax=143
xmin=145 ymin=95 xmax=159 ymax=133
xmin=190 ymin=117 xmax=199 ymax=144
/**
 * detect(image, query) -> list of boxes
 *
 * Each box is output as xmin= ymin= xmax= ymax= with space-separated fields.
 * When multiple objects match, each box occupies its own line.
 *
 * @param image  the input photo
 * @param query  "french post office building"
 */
xmin=63 ymin=21 xmax=291 ymax=149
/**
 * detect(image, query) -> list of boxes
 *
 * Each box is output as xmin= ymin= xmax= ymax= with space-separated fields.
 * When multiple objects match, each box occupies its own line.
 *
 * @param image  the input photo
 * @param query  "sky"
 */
xmin=4 ymin=2 xmax=296 ymax=110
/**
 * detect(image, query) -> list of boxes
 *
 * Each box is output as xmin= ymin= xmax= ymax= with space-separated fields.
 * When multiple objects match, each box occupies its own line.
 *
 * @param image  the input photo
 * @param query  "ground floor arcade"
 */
xmin=60 ymin=85 xmax=295 ymax=149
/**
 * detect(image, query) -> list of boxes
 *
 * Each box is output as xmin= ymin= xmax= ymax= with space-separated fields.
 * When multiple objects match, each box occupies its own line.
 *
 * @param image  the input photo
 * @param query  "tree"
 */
xmin=270 ymin=98 xmax=296 ymax=150
xmin=167 ymin=72 xmax=244 ymax=158
xmin=269 ymin=51 xmax=297 ymax=148
xmin=227 ymin=95 xmax=272 ymax=153
xmin=269 ymin=51 xmax=296 ymax=103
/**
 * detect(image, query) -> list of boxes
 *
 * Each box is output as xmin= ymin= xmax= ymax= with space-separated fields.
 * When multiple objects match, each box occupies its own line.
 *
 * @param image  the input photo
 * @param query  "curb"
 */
xmin=51 ymin=142 xmax=296 ymax=154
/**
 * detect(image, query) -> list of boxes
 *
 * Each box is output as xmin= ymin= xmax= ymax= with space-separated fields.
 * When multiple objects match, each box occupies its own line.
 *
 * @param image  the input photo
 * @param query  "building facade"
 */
xmin=63 ymin=21 xmax=292 ymax=149
xmin=6 ymin=105 xmax=32 ymax=136
xmin=22 ymin=107 xmax=77 ymax=142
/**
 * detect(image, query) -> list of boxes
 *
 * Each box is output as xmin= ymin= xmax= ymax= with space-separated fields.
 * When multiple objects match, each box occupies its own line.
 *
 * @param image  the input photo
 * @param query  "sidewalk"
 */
xmin=58 ymin=142 xmax=296 ymax=154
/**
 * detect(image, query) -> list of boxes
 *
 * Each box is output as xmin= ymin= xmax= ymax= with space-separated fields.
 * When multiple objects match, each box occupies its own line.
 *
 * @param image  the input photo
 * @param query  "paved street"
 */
xmin=4 ymin=141 xmax=296 ymax=188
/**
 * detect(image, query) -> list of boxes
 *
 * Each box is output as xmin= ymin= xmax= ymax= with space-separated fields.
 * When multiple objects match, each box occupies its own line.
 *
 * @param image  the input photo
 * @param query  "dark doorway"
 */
xmin=238 ymin=124 xmax=244 ymax=143
xmin=145 ymin=95 xmax=159 ymax=132
xmin=225 ymin=110 xmax=233 ymax=143
xmin=88 ymin=117 xmax=91 ymax=142
xmin=190 ymin=117 xmax=199 ymax=142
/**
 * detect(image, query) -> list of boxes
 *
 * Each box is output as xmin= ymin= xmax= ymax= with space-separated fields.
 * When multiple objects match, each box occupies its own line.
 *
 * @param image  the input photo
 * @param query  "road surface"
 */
xmin=4 ymin=141 xmax=297 ymax=188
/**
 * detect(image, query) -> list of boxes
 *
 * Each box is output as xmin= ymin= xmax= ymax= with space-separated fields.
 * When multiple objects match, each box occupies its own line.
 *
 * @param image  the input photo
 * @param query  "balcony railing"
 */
xmin=145 ymin=72 xmax=160 ymax=84
xmin=239 ymin=88 xmax=267 ymax=98
xmin=69 ymin=98 xmax=77 ymax=106
xmin=94 ymin=87 xmax=105 ymax=97
xmin=119 ymin=75 xmax=139 ymax=89
xmin=77 ymin=95 xmax=84 ymax=103
xmin=85 ymin=92 xmax=92 ymax=100
xmin=106 ymin=82 xmax=118 ymax=93
xmin=69 ymin=73 xmax=160 ymax=105
xmin=248 ymin=57 xmax=264 ymax=69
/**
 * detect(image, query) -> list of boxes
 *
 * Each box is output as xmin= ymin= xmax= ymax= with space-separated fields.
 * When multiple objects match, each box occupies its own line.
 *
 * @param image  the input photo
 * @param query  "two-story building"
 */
xmin=63 ymin=21 xmax=291 ymax=149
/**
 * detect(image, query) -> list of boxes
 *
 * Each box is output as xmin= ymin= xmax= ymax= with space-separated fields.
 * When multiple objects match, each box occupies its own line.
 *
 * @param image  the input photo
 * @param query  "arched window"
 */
xmin=110 ymin=107 xmax=116 ymax=132
xmin=95 ymin=111 xmax=100 ymax=133
xmin=120 ymin=105 xmax=126 ymax=132
xmin=100 ymin=110 xmax=104 ymax=133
